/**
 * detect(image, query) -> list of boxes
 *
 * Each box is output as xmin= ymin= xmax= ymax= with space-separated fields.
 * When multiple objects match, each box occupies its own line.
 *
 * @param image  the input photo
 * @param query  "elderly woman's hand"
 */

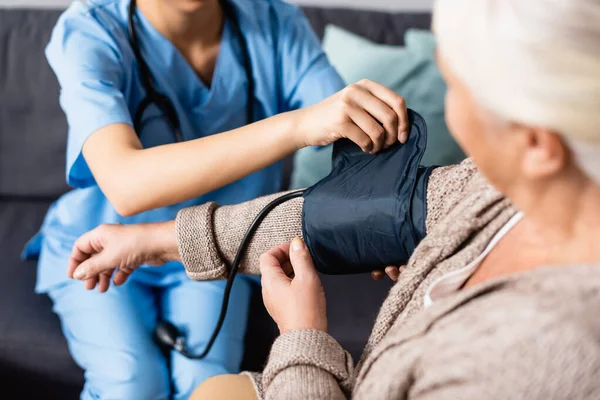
xmin=68 ymin=222 xmax=180 ymax=292
xmin=371 ymin=266 xmax=406 ymax=282
xmin=260 ymin=238 xmax=328 ymax=333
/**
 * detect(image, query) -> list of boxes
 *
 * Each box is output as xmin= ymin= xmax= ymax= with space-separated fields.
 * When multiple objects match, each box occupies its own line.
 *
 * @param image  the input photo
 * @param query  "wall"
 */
xmin=0 ymin=0 xmax=434 ymax=11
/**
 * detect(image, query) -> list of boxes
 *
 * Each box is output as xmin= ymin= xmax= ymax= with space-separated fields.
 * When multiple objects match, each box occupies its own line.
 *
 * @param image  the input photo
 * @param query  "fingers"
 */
xmin=67 ymin=253 xmax=88 ymax=280
xmin=267 ymin=243 xmax=292 ymax=265
xmin=80 ymin=266 xmax=132 ymax=292
xmin=373 ymin=266 xmax=407 ymax=282
xmin=97 ymin=270 xmax=114 ymax=293
xmin=73 ymin=256 xmax=102 ymax=280
xmin=385 ymin=266 xmax=400 ymax=282
xmin=371 ymin=270 xmax=385 ymax=280
xmin=386 ymin=265 xmax=407 ymax=282
xmin=356 ymin=80 xmax=409 ymax=143
xmin=260 ymin=238 xmax=317 ymax=285
xmin=67 ymin=232 xmax=97 ymax=279
xmin=288 ymin=238 xmax=318 ymax=280
xmin=342 ymin=121 xmax=376 ymax=153
xmin=346 ymin=86 xmax=399 ymax=151
xmin=347 ymin=106 xmax=387 ymax=154
xmin=113 ymin=269 xmax=132 ymax=286
xmin=84 ymin=277 xmax=98 ymax=291
xmin=264 ymin=243 xmax=295 ymax=278
xmin=259 ymin=247 xmax=292 ymax=286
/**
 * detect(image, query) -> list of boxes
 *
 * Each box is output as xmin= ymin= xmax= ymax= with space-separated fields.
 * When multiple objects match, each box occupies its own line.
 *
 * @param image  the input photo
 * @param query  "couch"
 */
xmin=0 ymin=6 xmax=431 ymax=398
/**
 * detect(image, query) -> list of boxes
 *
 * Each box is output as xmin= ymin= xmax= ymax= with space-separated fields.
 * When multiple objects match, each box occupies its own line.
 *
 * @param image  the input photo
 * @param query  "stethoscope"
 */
xmin=127 ymin=0 xmax=264 ymax=359
xmin=127 ymin=0 xmax=255 ymax=142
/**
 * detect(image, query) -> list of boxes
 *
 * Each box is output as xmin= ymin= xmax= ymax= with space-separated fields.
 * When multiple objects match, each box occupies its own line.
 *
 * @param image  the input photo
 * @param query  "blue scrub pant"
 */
xmin=48 ymin=274 xmax=252 ymax=400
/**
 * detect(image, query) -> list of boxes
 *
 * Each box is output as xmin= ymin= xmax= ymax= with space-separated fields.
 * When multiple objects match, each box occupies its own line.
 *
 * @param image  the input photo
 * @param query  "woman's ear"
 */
xmin=520 ymin=126 xmax=569 ymax=180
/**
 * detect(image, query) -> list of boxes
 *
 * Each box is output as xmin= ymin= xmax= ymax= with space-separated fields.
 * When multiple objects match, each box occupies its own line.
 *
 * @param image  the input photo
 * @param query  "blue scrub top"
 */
xmin=27 ymin=0 xmax=344 ymax=292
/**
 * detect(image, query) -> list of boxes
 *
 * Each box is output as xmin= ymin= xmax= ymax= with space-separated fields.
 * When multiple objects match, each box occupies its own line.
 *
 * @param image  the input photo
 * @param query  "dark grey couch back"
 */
xmin=0 ymin=10 xmax=71 ymax=198
xmin=0 ymin=7 xmax=431 ymax=199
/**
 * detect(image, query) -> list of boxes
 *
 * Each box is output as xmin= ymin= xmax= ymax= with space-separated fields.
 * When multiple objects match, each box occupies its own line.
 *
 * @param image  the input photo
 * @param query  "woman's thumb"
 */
xmin=73 ymin=254 xmax=107 ymax=280
xmin=289 ymin=237 xmax=316 ymax=278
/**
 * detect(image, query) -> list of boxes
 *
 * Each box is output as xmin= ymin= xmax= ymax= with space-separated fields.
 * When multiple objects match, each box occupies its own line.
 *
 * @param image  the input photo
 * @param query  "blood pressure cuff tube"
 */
xmin=302 ymin=109 xmax=435 ymax=275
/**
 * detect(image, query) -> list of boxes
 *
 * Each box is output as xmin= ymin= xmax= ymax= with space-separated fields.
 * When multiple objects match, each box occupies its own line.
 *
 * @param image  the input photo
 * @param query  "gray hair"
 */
xmin=433 ymin=0 xmax=600 ymax=183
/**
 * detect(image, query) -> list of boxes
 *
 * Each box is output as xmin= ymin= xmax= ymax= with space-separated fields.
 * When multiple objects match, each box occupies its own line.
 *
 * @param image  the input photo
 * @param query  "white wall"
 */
xmin=0 ymin=0 xmax=433 ymax=11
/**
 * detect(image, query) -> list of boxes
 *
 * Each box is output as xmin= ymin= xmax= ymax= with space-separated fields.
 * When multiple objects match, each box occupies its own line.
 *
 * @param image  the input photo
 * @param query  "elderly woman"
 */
xmin=66 ymin=0 xmax=600 ymax=398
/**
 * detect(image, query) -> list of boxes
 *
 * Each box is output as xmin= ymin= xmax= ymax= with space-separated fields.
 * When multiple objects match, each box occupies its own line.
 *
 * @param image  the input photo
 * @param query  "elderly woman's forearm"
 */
xmin=176 ymin=191 xmax=304 ymax=281
xmin=173 ymin=160 xmax=481 ymax=281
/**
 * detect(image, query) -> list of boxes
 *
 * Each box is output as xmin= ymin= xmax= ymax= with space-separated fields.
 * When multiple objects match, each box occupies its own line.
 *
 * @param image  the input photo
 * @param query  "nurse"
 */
xmin=28 ymin=0 xmax=408 ymax=399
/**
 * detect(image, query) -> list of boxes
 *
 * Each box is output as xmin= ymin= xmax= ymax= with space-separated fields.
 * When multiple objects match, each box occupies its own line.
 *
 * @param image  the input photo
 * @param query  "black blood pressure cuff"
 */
xmin=302 ymin=109 xmax=434 ymax=274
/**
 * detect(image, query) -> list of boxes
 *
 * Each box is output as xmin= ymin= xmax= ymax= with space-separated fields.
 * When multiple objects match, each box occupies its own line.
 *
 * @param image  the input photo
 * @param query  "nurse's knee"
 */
xmin=190 ymin=375 xmax=257 ymax=400
xmin=84 ymin=351 xmax=170 ymax=400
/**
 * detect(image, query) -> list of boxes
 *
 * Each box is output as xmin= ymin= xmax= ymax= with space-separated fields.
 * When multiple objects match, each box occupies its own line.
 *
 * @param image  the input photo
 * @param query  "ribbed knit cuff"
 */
xmin=263 ymin=330 xmax=353 ymax=390
xmin=175 ymin=202 xmax=228 ymax=281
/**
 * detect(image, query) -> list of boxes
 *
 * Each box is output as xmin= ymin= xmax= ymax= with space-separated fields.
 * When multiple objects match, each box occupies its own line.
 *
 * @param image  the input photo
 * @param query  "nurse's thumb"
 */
xmin=289 ymin=238 xmax=317 ymax=280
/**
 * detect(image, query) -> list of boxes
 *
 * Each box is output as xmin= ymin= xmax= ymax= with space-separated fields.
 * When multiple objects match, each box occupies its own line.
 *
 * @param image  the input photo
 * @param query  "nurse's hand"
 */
xmin=260 ymin=238 xmax=327 ymax=333
xmin=68 ymin=222 xmax=180 ymax=292
xmin=294 ymin=79 xmax=409 ymax=154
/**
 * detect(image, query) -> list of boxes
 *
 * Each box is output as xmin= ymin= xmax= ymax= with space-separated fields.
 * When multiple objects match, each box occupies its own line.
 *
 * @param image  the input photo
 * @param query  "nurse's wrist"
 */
xmin=285 ymin=109 xmax=310 ymax=151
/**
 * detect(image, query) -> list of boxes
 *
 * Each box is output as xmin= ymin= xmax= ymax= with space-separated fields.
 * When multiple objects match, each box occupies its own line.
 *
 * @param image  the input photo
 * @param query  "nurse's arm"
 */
xmin=82 ymin=113 xmax=300 ymax=217
xmin=82 ymin=81 xmax=410 ymax=217
xmin=83 ymin=80 xmax=409 ymax=217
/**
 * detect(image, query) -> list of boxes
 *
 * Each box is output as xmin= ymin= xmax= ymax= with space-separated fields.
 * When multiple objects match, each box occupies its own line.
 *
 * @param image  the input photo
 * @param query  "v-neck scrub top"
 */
xmin=27 ymin=0 xmax=345 ymax=292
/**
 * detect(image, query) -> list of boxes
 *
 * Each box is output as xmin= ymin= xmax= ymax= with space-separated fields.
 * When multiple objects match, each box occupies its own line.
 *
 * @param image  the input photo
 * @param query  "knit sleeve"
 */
xmin=425 ymin=158 xmax=479 ymax=232
xmin=262 ymin=330 xmax=354 ymax=400
xmin=175 ymin=159 xmax=480 ymax=281
xmin=175 ymin=191 xmax=303 ymax=281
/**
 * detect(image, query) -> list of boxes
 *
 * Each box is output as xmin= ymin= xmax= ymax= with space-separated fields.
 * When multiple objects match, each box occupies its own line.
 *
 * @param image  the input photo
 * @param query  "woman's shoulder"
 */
xmin=369 ymin=266 xmax=600 ymax=399
xmin=425 ymin=158 xmax=493 ymax=230
xmin=442 ymin=265 xmax=600 ymax=363
xmin=452 ymin=265 xmax=600 ymax=370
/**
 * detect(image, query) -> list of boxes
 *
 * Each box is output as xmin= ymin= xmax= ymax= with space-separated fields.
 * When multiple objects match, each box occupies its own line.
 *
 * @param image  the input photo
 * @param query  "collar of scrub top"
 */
xmin=127 ymin=0 xmax=255 ymax=143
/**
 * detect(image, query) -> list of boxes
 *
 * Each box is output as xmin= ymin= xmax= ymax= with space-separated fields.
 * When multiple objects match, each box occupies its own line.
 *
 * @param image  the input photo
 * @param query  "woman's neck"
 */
xmin=519 ymin=173 xmax=600 ymax=265
xmin=136 ymin=0 xmax=224 ymax=49
xmin=464 ymin=173 xmax=600 ymax=289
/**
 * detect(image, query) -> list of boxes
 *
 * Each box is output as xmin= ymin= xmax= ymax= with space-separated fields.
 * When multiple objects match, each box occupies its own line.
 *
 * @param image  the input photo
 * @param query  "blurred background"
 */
xmin=1 ymin=0 xmax=434 ymax=10
xmin=0 ymin=0 xmax=462 ymax=398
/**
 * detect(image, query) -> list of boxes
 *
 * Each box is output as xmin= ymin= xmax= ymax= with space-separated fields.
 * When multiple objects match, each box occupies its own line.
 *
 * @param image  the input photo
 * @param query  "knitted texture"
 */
xmin=176 ymin=191 xmax=303 ymax=281
xmin=263 ymin=330 xmax=354 ymax=399
xmin=176 ymin=202 xmax=222 ymax=281
xmin=425 ymin=158 xmax=478 ymax=231
xmin=351 ymin=266 xmax=600 ymax=400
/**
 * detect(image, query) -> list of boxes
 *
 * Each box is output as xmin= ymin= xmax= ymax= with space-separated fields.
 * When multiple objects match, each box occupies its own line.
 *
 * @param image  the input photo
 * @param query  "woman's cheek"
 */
xmin=444 ymin=88 xmax=466 ymax=146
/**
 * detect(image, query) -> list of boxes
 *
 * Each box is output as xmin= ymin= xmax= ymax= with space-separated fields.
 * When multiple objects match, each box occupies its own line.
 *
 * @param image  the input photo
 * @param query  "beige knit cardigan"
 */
xmin=175 ymin=160 xmax=600 ymax=399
